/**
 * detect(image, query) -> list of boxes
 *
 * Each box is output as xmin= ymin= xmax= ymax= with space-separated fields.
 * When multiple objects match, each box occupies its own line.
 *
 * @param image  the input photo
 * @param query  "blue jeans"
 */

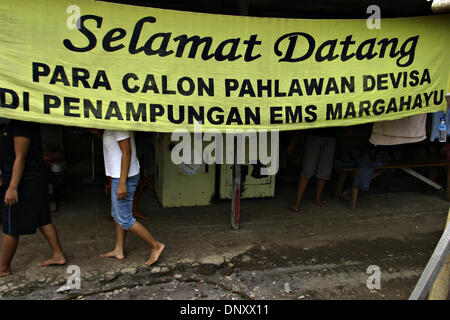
xmin=110 ymin=174 xmax=139 ymax=230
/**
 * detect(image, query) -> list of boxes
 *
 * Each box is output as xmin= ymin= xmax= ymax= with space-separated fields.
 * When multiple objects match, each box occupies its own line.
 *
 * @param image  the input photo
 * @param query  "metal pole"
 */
xmin=230 ymin=0 xmax=249 ymax=230
xmin=231 ymin=159 xmax=241 ymax=230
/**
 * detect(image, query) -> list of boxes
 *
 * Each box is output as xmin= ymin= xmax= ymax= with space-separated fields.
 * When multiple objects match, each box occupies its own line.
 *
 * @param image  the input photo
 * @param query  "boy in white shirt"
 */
xmin=100 ymin=130 xmax=164 ymax=266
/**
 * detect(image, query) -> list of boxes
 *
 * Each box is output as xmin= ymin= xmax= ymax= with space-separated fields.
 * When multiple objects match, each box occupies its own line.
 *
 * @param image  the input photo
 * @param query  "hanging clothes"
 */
xmin=369 ymin=114 xmax=427 ymax=146
xmin=430 ymin=110 xmax=450 ymax=142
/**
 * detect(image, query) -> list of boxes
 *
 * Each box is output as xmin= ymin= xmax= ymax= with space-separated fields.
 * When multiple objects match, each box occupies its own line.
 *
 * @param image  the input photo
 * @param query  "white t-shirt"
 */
xmin=102 ymin=130 xmax=140 ymax=178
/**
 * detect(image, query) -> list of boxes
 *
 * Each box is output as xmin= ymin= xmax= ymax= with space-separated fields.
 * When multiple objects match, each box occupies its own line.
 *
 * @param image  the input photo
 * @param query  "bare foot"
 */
xmin=38 ymin=255 xmax=66 ymax=267
xmin=315 ymin=199 xmax=327 ymax=208
xmin=100 ymin=249 xmax=125 ymax=260
xmin=133 ymin=211 xmax=149 ymax=220
xmin=0 ymin=266 xmax=11 ymax=277
xmin=144 ymin=242 xmax=165 ymax=266
xmin=289 ymin=205 xmax=300 ymax=213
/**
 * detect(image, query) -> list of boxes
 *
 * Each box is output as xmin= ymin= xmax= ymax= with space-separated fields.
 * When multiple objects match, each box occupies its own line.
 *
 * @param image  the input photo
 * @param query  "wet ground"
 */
xmin=0 ymin=184 xmax=449 ymax=300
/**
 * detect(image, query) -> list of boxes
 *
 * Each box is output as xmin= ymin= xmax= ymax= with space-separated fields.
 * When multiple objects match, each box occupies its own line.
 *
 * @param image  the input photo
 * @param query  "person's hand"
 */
xmin=117 ymin=182 xmax=128 ymax=200
xmin=4 ymin=187 xmax=18 ymax=206
xmin=287 ymin=142 xmax=295 ymax=154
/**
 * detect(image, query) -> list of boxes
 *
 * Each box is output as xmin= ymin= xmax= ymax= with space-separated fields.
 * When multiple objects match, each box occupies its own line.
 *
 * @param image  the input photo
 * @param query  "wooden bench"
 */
xmin=335 ymin=160 xmax=450 ymax=209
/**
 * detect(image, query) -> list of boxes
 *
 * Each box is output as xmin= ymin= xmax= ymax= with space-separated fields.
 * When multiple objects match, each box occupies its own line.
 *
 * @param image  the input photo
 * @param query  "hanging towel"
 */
xmin=369 ymin=114 xmax=427 ymax=146
xmin=430 ymin=111 xmax=450 ymax=142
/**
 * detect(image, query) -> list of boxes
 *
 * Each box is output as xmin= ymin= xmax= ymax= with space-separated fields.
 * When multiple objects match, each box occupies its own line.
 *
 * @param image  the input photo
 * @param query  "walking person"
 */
xmin=95 ymin=129 xmax=151 ymax=221
xmin=288 ymin=128 xmax=336 ymax=213
xmin=0 ymin=120 xmax=66 ymax=277
xmin=99 ymin=129 xmax=164 ymax=266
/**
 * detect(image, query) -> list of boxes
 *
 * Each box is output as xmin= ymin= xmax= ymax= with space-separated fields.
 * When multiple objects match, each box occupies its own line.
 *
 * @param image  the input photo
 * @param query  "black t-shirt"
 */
xmin=1 ymin=120 xmax=46 ymax=184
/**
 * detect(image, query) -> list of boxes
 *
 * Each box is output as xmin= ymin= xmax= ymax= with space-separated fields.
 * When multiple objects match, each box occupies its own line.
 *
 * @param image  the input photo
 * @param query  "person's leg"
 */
xmin=101 ymin=222 xmax=127 ymax=260
xmin=290 ymin=135 xmax=320 ymax=212
xmin=315 ymin=137 xmax=337 ymax=207
xmin=0 ymin=203 xmax=18 ymax=276
xmin=0 ymin=234 xmax=19 ymax=277
xmin=290 ymin=177 xmax=310 ymax=212
xmin=38 ymin=223 xmax=66 ymax=266
xmin=315 ymin=179 xmax=327 ymax=207
xmin=117 ymin=174 xmax=164 ymax=266
xmin=128 ymin=222 xmax=164 ymax=266
xmin=101 ymin=178 xmax=127 ymax=260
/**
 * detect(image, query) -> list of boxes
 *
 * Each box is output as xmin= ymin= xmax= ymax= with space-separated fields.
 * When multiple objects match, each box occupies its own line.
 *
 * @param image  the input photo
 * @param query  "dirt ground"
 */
xmin=0 ymin=183 xmax=449 ymax=300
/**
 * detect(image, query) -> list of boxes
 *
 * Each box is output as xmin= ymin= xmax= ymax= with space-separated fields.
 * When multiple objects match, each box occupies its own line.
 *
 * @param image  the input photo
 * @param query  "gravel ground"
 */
xmin=0 ymin=185 xmax=448 ymax=300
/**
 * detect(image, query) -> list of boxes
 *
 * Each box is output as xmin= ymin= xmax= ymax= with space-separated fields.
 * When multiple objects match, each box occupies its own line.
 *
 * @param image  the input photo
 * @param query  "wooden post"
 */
xmin=400 ymin=168 xmax=442 ymax=190
xmin=351 ymin=186 xmax=358 ymax=210
xmin=428 ymin=209 xmax=450 ymax=300
xmin=231 ymin=163 xmax=241 ymax=230
xmin=350 ymin=171 xmax=358 ymax=210
xmin=335 ymin=171 xmax=346 ymax=200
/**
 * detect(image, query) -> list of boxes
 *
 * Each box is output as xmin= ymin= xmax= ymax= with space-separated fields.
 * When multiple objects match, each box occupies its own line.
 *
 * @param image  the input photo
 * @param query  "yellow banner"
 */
xmin=0 ymin=0 xmax=449 ymax=132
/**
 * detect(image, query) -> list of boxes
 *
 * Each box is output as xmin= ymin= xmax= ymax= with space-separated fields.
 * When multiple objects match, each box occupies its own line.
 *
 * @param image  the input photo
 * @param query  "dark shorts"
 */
xmin=1 ymin=173 xmax=52 ymax=236
xmin=300 ymin=135 xmax=336 ymax=181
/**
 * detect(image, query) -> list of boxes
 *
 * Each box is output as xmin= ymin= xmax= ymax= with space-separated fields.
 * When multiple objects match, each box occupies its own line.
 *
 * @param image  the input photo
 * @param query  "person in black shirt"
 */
xmin=0 ymin=120 xmax=66 ymax=277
